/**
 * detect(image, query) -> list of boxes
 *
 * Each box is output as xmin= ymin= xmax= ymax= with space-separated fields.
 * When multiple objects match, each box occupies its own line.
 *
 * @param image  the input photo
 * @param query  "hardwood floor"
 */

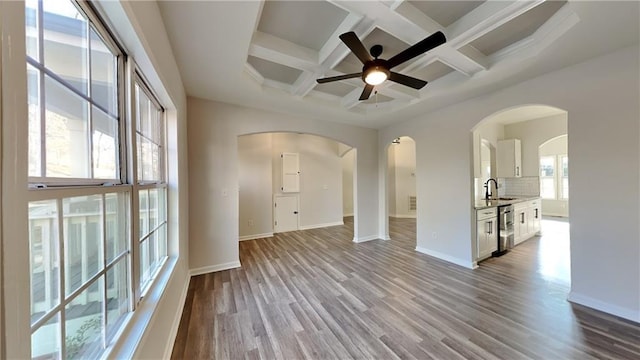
xmin=171 ymin=217 xmax=640 ymax=359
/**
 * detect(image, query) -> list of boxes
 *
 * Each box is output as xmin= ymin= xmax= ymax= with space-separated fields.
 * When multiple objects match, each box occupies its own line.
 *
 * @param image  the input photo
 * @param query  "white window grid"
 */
xmin=26 ymin=0 xmax=126 ymax=185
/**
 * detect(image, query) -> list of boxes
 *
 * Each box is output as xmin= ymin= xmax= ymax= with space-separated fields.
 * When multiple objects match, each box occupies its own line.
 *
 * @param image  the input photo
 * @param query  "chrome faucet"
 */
xmin=484 ymin=178 xmax=498 ymax=200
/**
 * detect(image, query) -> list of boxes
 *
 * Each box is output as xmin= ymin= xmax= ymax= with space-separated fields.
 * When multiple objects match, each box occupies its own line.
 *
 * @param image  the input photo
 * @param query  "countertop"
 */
xmin=474 ymin=196 xmax=540 ymax=210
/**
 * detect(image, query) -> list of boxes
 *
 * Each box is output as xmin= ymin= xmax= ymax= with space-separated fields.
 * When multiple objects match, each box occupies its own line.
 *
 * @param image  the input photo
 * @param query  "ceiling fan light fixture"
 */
xmin=364 ymin=66 xmax=389 ymax=85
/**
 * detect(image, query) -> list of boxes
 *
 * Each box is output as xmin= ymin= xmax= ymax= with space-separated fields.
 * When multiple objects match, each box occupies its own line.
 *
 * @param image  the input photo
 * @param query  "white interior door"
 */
xmin=274 ymin=195 xmax=299 ymax=233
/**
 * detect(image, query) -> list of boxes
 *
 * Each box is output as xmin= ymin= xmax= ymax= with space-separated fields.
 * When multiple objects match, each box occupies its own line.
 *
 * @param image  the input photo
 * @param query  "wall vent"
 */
xmin=409 ymin=196 xmax=417 ymax=211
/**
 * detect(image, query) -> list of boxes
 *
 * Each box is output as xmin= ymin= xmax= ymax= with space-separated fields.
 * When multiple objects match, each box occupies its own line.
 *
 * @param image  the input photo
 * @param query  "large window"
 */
xmin=25 ymin=0 xmax=168 ymax=358
xmin=539 ymin=155 xmax=568 ymax=200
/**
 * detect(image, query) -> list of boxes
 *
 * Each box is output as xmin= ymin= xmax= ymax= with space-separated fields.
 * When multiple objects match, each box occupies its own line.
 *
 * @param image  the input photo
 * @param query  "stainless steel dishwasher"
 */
xmin=492 ymin=205 xmax=514 ymax=257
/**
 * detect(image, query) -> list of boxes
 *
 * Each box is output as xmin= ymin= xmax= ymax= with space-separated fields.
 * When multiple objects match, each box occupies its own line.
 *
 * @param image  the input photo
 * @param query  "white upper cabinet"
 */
xmin=497 ymin=139 xmax=522 ymax=178
xmin=281 ymin=152 xmax=300 ymax=192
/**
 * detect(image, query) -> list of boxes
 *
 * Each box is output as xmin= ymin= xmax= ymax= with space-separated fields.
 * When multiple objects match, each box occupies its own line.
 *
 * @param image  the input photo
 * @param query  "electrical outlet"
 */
xmin=248 ymin=219 xmax=254 ymax=227
xmin=432 ymin=231 xmax=438 ymax=239
xmin=221 ymin=188 xmax=228 ymax=197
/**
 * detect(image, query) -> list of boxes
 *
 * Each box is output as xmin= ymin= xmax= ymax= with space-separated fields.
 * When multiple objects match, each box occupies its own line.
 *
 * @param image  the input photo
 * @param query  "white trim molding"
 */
xmin=299 ymin=221 xmax=344 ymax=230
xmin=239 ymin=232 xmax=274 ymax=241
xmin=388 ymin=214 xmax=417 ymax=219
xmin=353 ymin=235 xmax=379 ymax=243
xmin=568 ymin=291 xmax=640 ymax=323
xmin=190 ymin=261 xmax=242 ymax=276
xmin=415 ymin=246 xmax=475 ymax=269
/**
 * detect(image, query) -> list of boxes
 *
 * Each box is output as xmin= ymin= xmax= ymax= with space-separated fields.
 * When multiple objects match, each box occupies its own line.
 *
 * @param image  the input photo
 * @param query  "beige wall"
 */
xmin=238 ymin=134 xmax=273 ymax=239
xmin=379 ymin=45 xmax=639 ymax=322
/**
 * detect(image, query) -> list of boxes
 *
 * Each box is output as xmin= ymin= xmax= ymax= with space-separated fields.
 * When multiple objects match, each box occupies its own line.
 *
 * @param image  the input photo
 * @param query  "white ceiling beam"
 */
xmin=393 ymin=1 xmax=444 ymax=34
xmin=249 ymin=31 xmax=319 ymax=72
xmin=318 ymin=13 xmax=364 ymax=64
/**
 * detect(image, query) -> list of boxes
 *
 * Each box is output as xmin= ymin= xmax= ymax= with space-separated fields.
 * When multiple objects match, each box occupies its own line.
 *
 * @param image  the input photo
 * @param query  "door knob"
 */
xmin=293 ymin=211 xmax=298 ymax=214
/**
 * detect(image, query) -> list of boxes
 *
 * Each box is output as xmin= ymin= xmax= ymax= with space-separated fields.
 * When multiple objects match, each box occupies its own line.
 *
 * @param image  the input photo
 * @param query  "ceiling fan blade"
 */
xmin=316 ymin=72 xmax=362 ymax=84
xmin=339 ymin=31 xmax=372 ymax=64
xmin=387 ymin=31 xmax=446 ymax=69
xmin=359 ymin=84 xmax=374 ymax=100
xmin=389 ymin=72 xmax=428 ymax=89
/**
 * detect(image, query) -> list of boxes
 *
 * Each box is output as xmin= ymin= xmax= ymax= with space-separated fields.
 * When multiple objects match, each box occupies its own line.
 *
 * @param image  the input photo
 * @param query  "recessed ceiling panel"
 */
xmin=409 ymin=1 xmax=485 ymax=27
xmin=258 ymin=0 xmax=348 ymax=51
xmin=409 ymin=60 xmax=454 ymax=83
xmin=470 ymin=1 xmax=567 ymax=55
xmin=314 ymin=82 xmax=357 ymax=97
xmin=360 ymin=92 xmax=394 ymax=105
xmin=247 ymin=56 xmax=302 ymax=85
xmin=334 ymin=28 xmax=411 ymax=74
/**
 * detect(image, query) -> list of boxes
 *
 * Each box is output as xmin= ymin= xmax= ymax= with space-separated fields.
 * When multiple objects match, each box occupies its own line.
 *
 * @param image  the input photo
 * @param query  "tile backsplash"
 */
xmin=498 ymin=176 xmax=540 ymax=197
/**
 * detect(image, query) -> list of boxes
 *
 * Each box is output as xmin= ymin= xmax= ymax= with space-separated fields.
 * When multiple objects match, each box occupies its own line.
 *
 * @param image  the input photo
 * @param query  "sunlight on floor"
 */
xmin=537 ymin=216 xmax=571 ymax=284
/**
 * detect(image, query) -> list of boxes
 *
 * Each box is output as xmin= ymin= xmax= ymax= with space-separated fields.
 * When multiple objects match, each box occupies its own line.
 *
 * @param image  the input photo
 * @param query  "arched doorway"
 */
xmin=472 ymin=104 xmax=570 ymax=283
xmin=237 ymin=132 xmax=356 ymax=242
xmin=386 ymin=136 xmax=417 ymax=249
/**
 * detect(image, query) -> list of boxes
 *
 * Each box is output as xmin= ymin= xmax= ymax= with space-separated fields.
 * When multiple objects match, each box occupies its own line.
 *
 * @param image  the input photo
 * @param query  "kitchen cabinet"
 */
xmin=514 ymin=198 xmax=542 ymax=245
xmin=476 ymin=208 xmax=498 ymax=260
xmin=529 ymin=199 xmax=541 ymax=235
xmin=497 ymin=139 xmax=522 ymax=178
xmin=514 ymin=202 xmax=528 ymax=245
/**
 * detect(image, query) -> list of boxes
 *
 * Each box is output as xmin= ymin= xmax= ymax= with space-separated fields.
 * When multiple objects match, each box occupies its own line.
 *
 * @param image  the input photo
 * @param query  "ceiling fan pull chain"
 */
xmin=375 ymin=90 xmax=378 ymax=107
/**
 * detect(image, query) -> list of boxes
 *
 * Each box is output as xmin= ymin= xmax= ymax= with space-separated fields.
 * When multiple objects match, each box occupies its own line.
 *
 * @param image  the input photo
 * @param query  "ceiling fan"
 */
xmin=316 ymin=31 xmax=446 ymax=100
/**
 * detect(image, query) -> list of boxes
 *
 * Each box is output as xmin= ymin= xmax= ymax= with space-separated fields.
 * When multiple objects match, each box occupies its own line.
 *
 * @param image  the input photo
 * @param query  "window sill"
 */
xmin=101 ymin=256 xmax=180 ymax=360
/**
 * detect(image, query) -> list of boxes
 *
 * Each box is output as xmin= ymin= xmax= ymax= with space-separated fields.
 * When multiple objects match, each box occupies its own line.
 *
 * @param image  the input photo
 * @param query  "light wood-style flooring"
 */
xmin=171 ymin=217 xmax=640 ymax=359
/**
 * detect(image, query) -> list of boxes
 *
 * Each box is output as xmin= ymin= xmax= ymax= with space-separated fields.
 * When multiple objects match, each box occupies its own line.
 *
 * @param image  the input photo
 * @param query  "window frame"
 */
xmin=130 ymin=67 xmax=168 ymax=300
xmin=539 ymin=154 xmax=568 ymax=200
xmin=26 ymin=0 xmax=127 ymax=186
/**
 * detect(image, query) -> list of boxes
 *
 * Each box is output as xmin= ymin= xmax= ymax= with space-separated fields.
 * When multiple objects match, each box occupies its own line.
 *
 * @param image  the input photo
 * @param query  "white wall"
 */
xmin=341 ymin=149 xmax=354 ymax=216
xmin=539 ymin=135 xmax=569 ymax=217
xmin=380 ymin=45 xmax=640 ymax=322
xmin=238 ymin=134 xmax=273 ymax=239
xmin=188 ymin=99 xmax=379 ymax=273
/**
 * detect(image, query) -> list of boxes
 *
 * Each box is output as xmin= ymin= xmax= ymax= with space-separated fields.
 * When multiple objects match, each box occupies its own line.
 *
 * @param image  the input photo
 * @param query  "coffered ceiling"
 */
xmin=157 ymin=1 xmax=639 ymax=128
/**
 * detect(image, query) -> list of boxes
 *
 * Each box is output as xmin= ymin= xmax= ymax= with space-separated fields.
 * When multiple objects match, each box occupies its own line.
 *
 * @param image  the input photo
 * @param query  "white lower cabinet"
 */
xmin=476 ymin=208 xmax=498 ymax=260
xmin=514 ymin=198 xmax=542 ymax=245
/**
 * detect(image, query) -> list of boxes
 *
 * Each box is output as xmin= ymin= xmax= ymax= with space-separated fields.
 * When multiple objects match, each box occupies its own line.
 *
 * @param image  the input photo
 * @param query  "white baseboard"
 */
xmin=343 ymin=213 xmax=354 ymax=217
xmin=163 ymin=272 xmax=191 ymax=359
xmin=567 ymin=291 xmax=640 ymax=323
xmin=414 ymin=246 xmax=475 ymax=269
xmin=299 ymin=221 xmax=343 ymax=230
xmin=189 ymin=260 xmax=241 ymax=276
xmin=353 ymin=235 xmax=379 ymax=243
xmin=389 ymin=214 xmax=417 ymax=219
xmin=239 ymin=232 xmax=273 ymax=241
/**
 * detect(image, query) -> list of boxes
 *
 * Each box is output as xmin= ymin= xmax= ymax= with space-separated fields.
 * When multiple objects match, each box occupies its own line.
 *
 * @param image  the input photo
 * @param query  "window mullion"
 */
xmin=37 ymin=0 xmax=46 ymax=178
xmin=101 ymin=194 xmax=108 ymax=350
xmin=57 ymin=198 xmax=67 ymax=359
xmin=127 ymin=61 xmax=141 ymax=308
xmin=87 ymin=22 xmax=94 ymax=179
